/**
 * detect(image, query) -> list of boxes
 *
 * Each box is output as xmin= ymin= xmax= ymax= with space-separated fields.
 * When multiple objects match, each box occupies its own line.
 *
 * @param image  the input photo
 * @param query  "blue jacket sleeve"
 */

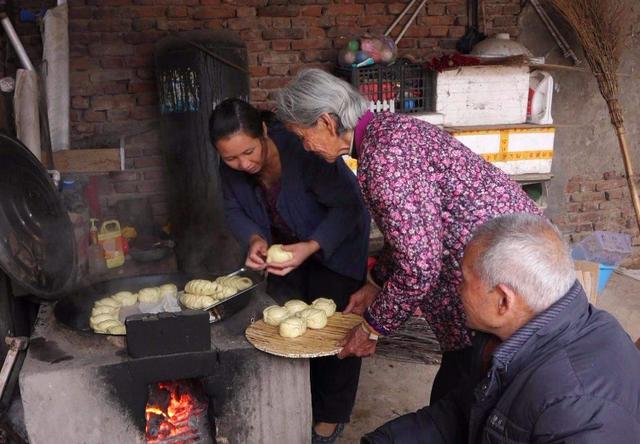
xmin=305 ymin=156 xmax=367 ymax=260
xmin=221 ymin=169 xmax=267 ymax=247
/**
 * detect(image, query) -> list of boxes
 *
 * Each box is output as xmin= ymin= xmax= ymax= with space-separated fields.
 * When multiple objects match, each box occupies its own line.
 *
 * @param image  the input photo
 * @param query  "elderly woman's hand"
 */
xmin=337 ymin=323 xmax=378 ymax=359
xmin=344 ymin=283 xmax=380 ymax=315
xmin=266 ymin=240 xmax=320 ymax=276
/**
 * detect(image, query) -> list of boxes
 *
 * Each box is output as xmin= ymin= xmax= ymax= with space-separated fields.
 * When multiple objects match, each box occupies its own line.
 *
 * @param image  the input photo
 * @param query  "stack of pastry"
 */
xmin=263 ymin=298 xmax=338 ymax=338
xmin=180 ymin=276 xmax=253 ymax=309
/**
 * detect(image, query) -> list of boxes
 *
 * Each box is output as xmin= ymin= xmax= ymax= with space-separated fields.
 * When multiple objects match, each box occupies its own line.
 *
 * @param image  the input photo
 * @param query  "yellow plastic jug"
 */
xmin=98 ymin=220 xmax=125 ymax=269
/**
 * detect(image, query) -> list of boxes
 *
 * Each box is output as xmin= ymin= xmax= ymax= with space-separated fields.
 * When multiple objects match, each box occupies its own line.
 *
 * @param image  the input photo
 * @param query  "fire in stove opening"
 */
xmin=145 ymin=379 xmax=214 ymax=444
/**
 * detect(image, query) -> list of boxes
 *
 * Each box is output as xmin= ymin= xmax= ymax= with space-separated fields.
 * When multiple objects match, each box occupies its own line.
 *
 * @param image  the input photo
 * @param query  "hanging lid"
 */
xmin=0 ymin=134 xmax=77 ymax=298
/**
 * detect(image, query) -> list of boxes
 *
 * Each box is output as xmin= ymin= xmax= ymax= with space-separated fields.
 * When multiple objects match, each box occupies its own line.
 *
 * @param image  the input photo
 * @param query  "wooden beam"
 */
xmin=52 ymin=148 xmax=122 ymax=173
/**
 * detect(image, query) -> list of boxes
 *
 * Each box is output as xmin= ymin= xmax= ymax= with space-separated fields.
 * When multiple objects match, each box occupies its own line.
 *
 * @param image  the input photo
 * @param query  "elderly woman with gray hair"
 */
xmin=275 ymin=68 xmax=541 ymax=403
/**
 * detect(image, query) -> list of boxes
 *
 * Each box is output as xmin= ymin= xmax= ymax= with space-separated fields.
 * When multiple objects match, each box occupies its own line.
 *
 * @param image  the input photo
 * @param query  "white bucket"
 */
xmin=527 ymin=70 xmax=554 ymax=125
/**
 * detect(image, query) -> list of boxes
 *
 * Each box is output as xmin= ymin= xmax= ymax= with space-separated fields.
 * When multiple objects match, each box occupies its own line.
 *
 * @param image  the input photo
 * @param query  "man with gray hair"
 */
xmin=363 ymin=214 xmax=640 ymax=443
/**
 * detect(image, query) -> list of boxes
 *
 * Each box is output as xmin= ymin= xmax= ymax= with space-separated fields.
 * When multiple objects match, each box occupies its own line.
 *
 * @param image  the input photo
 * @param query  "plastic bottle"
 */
xmin=98 ymin=220 xmax=125 ymax=269
xmin=87 ymin=219 xmax=107 ymax=275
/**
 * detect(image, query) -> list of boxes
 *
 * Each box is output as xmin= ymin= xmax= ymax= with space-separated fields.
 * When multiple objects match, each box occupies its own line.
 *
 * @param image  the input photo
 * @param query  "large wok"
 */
xmin=54 ymin=270 xmax=264 ymax=334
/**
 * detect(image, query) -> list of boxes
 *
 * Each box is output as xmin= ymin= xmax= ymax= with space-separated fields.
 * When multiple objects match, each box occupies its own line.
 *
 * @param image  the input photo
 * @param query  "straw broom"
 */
xmin=548 ymin=0 xmax=640 ymax=232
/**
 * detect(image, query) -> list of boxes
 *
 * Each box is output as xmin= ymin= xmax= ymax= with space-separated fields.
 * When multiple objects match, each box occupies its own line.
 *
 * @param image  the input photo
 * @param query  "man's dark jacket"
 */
xmin=363 ymin=282 xmax=640 ymax=443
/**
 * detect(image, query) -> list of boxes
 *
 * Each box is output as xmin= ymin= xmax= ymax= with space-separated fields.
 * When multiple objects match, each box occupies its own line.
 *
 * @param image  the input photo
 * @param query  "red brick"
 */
xmin=263 ymin=28 xmax=304 ymax=40
xmin=134 ymin=156 xmax=164 ymax=168
xmin=301 ymin=49 xmax=334 ymax=63
xmin=84 ymin=110 xmax=107 ymax=122
xmin=259 ymin=52 xmax=300 ymax=64
xmin=72 ymin=96 xmax=90 ymax=110
xmin=427 ymin=4 xmax=446 ymax=15
xmin=89 ymin=43 xmax=135 ymax=57
xmin=167 ymin=6 xmax=188 ymax=17
xmin=430 ymin=26 xmax=449 ymax=37
xmin=132 ymin=18 xmax=157 ymax=31
xmin=268 ymin=65 xmax=290 ymax=76
xmin=259 ymin=77 xmax=290 ymax=89
xmin=100 ymin=57 xmax=124 ymax=69
xmin=126 ymin=147 xmax=143 ymax=158
xmin=301 ymin=5 xmax=323 ymax=17
xmin=131 ymin=106 xmax=158 ymax=120
xmin=326 ymin=4 xmax=363 ymax=16
xmin=271 ymin=40 xmax=291 ymax=51
xmin=272 ymin=17 xmax=292 ymax=28
xmin=595 ymin=179 xmax=627 ymax=191
xmin=250 ymin=66 xmax=269 ymax=77
xmin=365 ymin=4 xmax=386 ymax=15
xmin=128 ymin=82 xmax=156 ymax=93
xmin=109 ymin=171 xmax=138 ymax=182
xmin=570 ymin=191 xmax=605 ymax=202
xmin=107 ymin=108 xmax=132 ymax=121
xmin=137 ymin=93 xmax=157 ymax=106
xmin=90 ymin=69 xmax=134 ymax=83
xmin=193 ymin=6 xmax=236 ymax=18
xmin=114 ymin=182 xmax=138 ymax=193
xmin=291 ymin=39 xmax=331 ymax=50
xmin=605 ymin=189 xmax=624 ymax=200
xmin=237 ymin=7 xmax=256 ymax=17
xmin=92 ymin=95 xmax=136 ymax=110
xmin=102 ymin=82 xmax=129 ymax=95
xmin=137 ymin=181 xmax=165 ymax=193
xmin=257 ymin=5 xmax=299 ymax=17
xmin=143 ymin=170 xmax=165 ymax=181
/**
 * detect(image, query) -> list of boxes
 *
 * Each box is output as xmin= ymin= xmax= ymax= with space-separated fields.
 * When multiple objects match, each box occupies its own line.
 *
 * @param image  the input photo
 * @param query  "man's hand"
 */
xmin=344 ymin=283 xmax=380 ymax=315
xmin=245 ymin=235 xmax=268 ymax=270
xmin=266 ymin=240 xmax=320 ymax=276
xmin=337 ymin=324 xmax=377 ymax=359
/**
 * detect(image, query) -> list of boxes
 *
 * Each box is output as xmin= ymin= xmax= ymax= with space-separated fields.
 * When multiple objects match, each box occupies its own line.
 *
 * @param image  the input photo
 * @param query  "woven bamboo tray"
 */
xmin=245 ymin=312 xmax=363 ymax=358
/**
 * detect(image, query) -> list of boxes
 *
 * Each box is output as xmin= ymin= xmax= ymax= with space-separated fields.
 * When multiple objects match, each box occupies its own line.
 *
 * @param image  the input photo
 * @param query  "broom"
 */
xmin=548 ymin=0 xmax=640 ymax=232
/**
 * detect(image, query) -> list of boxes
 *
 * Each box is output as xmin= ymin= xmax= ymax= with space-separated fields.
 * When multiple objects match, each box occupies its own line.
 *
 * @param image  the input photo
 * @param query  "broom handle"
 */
xmin=384 ymin=0 xmax=418 ymax=36
xmin=615 ymin=126 xmax=640 ymax=232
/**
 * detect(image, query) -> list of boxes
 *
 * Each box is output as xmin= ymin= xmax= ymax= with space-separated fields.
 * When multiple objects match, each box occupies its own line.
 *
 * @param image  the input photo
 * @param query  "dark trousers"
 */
xmin=430 ymin=331 xmax=492 ymax=404
xmin=267 ymin=260 xmax=363 ymax=424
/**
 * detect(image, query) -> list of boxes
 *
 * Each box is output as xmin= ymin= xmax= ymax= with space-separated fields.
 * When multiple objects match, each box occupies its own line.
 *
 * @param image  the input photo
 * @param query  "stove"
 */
xmin=20 ymin=285 xmax=311 ymax=443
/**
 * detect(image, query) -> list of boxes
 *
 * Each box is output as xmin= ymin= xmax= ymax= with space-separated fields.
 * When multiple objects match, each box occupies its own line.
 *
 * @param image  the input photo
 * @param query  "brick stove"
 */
xmin=19 ymin=284 xmax=311 ymax=443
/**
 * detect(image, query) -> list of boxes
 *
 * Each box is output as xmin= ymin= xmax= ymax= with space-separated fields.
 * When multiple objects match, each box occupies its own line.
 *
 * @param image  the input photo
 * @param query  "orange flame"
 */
xmin=145 ymin=381 xmax=207 ymax=443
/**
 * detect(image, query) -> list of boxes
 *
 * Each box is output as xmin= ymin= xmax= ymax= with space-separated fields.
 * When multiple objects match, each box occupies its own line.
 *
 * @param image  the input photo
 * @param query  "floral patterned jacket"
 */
xmin=357 ymin=113 xmax=541 ymax=351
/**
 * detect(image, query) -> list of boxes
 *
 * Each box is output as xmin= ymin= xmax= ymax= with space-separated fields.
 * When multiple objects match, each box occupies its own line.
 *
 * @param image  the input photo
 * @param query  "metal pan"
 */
xmin=180 ymin=268 xmax=266 ymax=322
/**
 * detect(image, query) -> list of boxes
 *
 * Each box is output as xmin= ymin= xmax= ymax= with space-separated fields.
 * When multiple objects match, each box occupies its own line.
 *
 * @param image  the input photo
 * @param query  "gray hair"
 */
xmin=275 ymin=68 xmax=369 ymax=132
xmin=469 ymin=213 xmax=576 ymax=313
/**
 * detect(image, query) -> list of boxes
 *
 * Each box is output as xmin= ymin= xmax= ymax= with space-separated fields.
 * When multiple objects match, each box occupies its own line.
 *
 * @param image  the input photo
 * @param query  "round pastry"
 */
xmin=284 ymin=299 xmax=308 ymax=315
xmin=90 ymin=313 xmax=117 ymax=328
xmin=279 ymin=316 xmax=307 ymax=338
xmin=267 ymin=244 xmax=293 ymax=264
xmin=180 ymin=293 xmax=215 ymax=309
xmin=91 ymin=305 xmax=118 ymax=316
xmin=213 ymin=286 xmax=237 ymax=300
xmin=184 ymin=279 xmax=218 ymax=296
xmin=159 ymin=283 xmax=178 ymax=299
xmin=312 ymin=298 xmax=337 ymax=317
xmin=138 ymin=287 xmax=161 ymax=303
xmin=263 ymin=305 xmax=290 ymax=326
xmin=96 ymin=319 xmax=121 ymax=333
xmin=95 ymin=297 xmax=121 ymax=308
xmin=111 ymin=291 xmax=138 ymax=306
xmin=298 ymin=307 xmax=328 ymax=329
xmin=107 ymin=324 xmax=126 ymax=335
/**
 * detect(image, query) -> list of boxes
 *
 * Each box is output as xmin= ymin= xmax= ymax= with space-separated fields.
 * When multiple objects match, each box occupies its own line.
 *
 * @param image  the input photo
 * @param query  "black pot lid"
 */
xmin=0 ymin=134 xmax=76 ymax=298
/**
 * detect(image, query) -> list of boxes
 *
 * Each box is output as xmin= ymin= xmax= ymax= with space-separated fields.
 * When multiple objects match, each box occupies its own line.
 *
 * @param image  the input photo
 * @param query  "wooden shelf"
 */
xmin=530 ymin=63 xmax=587 ymax=73
xmin=445 ymin=123 xmax=555 ymax=132
xmin=52 ymin=148 xmax=123 ymax=173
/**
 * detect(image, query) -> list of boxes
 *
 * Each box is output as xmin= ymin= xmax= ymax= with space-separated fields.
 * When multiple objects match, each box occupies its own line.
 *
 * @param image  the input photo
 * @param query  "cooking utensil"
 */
xmin=245 ymin=312 xmax=363 ymax=358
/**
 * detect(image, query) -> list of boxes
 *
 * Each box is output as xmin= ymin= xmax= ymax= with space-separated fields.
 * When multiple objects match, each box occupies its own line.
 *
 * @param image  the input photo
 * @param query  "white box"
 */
xmin=435 ymin=65 xmax=530 ymax=126
xmin=449 ymin=126 xmax=555 ymax=175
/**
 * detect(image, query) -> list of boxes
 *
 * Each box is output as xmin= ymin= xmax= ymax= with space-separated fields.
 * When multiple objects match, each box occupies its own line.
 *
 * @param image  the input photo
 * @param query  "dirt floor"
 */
xmin=337 ymin=271 xmax=640 ymax=443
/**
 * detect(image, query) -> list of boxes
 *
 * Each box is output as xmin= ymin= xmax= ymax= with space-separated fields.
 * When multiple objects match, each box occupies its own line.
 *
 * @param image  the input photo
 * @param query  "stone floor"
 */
xmin=337 ymin=271 xmax=640 ymax=443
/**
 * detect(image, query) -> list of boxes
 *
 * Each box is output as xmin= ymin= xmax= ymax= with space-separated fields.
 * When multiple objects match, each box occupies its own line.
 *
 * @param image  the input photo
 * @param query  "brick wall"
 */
xmin=553 ymin=172 xmax=640 ymax=262
xmin=4 ymin=0 xmax=523 ymax=226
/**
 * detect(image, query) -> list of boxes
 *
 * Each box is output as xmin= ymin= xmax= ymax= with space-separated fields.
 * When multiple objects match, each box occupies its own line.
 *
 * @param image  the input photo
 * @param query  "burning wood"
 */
xmin=145 ymin=380 xmax=213 ymax=444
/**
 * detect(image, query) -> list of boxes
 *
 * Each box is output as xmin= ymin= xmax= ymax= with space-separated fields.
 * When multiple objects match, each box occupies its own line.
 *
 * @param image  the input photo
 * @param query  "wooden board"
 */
xmin=53 ymin=148 xmax=122 ymax=173
xmin=245 ymin=312 xmax=363 ymax=358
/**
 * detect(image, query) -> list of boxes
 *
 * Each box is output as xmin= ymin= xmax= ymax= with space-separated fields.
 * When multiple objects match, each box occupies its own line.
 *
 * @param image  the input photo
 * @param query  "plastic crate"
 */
xmin=571 ymin=231 xmax=632 ymax=266
xmin=336 ymin=63 xmax=433 ymax=114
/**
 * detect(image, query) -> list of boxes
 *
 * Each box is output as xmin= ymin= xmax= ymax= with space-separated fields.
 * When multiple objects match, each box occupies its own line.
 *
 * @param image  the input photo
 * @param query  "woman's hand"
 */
xmin=266 ymin=240 xmax=320 ymax=276
xmin=337 ymin=324 xmax=377 ymax=359
xmin=344 ymin=283 xmax=380 ymax=315
xmin=245 ymin=235 xmax=268 ymax=270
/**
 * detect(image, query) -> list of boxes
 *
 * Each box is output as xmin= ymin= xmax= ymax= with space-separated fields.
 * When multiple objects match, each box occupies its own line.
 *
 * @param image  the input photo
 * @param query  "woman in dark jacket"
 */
xmin=209 ymin=98 xmax=370 ymax=443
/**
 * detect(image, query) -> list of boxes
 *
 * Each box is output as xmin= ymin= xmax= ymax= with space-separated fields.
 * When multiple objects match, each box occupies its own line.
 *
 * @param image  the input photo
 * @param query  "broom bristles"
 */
xmin=548 ymin=0 xmax=633 ymax=126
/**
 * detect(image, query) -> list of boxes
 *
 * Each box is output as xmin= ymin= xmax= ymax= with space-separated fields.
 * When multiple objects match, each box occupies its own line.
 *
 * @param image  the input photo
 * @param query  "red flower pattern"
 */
xmin=358 ymin=113 xmax=541 ymax=351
